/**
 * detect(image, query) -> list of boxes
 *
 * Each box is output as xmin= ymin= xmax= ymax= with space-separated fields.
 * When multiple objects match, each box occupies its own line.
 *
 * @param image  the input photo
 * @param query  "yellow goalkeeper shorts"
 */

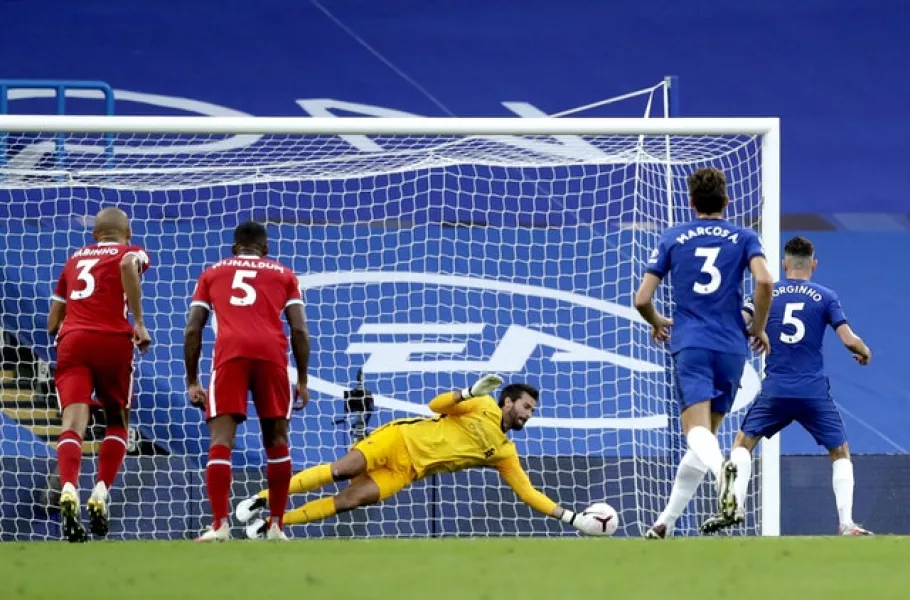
xmin=353 ymin=423 xmax=418 ymax=500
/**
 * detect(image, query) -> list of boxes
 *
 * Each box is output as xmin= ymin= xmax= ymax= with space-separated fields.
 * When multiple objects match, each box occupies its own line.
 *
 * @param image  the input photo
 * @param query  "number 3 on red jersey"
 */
xmin=52 ymin=245 xmax=151 ymax=339
xmin=70 ymin=259 xmax=101 ymax=300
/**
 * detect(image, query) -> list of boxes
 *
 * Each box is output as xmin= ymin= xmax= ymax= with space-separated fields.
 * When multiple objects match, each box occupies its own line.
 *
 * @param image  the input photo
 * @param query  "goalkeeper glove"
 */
xmin=461 ymin=374 xmax=504 ymax=399
xmin=560 ymin=510 xmax=578 ymax=526
xmin=560 ymin=510 xmax=598 ymax=535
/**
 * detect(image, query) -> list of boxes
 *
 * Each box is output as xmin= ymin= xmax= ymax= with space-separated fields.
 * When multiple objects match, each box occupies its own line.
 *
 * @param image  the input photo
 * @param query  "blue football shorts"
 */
xmin=740 ymin=394 xmax=847 ymax=450
xmin=673 ymin=348 xmax=746 ymax=415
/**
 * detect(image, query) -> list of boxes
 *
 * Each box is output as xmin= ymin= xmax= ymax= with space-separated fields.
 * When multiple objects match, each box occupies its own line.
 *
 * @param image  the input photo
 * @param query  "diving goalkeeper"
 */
xmin=235 ymin=375 xmax=601 ymax=537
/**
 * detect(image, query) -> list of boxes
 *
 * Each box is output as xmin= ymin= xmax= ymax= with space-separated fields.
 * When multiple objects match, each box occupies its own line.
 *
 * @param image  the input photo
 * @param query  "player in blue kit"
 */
xmin=703 ymin=235 xmax=873 ymax=535
xmin=634 ymin=167 xmax=774 ymax=538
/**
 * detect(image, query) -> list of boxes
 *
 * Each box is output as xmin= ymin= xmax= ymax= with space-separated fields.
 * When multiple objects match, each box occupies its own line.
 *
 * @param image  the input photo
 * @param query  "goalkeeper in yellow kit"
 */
xmin=235 ymin=375 xmax=600 ymax=537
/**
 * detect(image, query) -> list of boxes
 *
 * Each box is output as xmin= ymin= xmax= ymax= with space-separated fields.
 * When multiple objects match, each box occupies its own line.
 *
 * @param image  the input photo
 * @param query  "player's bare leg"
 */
xmin=196 ymin=415 xmax=238 ymax=542
xmin=237 ymin=448 xmax=367 ymax=524
xmin=87 ymin=405 xmax=130 ymax=538
xmin=648 ymin=412 xmax=725 ymax=538
xmin=245 ymin=473 xmax=381 ymax=540
xmin=829 ymin=443 xmax=871 ymax=535
xmin=260 ymin=417 xmax=292 ymax=538
xmin=57 ymin=404 xmax=91 ymax=543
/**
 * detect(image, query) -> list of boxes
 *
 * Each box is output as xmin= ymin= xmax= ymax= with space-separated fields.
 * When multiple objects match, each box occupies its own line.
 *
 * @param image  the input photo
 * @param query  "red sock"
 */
xmin=97 ymin=425 xmax=128 ymax=489
xmin=266 ymin=445 xmax=292 ymax=528
xmin=206 ymin=444 xmax=232 ymax=529
xmin=56 ymin=430 xmax=83 ymax=488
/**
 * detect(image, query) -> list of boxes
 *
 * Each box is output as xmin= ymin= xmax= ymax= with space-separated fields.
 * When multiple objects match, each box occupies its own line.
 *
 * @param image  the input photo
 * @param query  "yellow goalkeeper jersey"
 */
xmin=392 ymin=391 xmax=557 ymax=515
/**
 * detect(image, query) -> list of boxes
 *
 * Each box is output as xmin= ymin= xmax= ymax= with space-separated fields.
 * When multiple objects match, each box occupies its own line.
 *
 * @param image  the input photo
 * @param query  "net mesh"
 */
xmin=0 ymin=129 xmax=766 ymax=540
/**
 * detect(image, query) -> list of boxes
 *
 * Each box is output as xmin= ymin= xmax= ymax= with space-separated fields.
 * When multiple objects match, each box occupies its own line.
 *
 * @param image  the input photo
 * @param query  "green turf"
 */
xmin=0 ymin=537 xmax=906 ymax=600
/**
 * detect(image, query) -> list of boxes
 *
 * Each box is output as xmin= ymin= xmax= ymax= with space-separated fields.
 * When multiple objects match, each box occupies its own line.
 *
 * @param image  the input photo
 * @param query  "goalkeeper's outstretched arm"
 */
xmin=428 ymin=374 xmax=504 ymax=416
xmin=495 ymin=456 xmax=591 ymax=531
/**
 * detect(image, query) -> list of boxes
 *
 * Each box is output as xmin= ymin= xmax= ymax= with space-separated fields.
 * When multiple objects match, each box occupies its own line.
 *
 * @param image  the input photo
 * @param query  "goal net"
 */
xmin=0 ymin=116 xmax=779 ymax=540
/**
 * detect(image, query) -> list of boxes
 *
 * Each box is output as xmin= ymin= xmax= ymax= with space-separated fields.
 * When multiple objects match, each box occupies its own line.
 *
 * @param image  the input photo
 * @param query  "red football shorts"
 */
xmin=207 ymin=358 xmax=292 ymax=421
xmin=55 ymin=330 xmax=135 ymax=411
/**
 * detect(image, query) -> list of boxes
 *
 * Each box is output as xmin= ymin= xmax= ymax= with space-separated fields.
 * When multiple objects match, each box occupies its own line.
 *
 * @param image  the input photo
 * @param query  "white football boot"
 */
xmin=840 ymin=523 xmax=873 ymax=536
xmin=644 ymin=523 xmax=670 ymax=539
xmin=266 ymin=523 xmax=289 ymax=541
xmin=194 ymin=521 xmax=231 ymax=542
xmin=86 ymin=481 xmax=110 ymax=538
xmin=59 ymin=482 xmax=87 ymax=543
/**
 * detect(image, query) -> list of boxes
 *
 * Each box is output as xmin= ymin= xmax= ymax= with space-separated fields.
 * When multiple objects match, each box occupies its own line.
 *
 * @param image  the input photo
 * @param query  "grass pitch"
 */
xmin=0 ymin=537 xmax=905 ymax=599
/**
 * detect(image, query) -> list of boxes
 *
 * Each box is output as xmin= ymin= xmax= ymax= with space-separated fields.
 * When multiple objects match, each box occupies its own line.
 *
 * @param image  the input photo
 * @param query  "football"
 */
xmin=581 ymin=502 xmax=619 ymax=536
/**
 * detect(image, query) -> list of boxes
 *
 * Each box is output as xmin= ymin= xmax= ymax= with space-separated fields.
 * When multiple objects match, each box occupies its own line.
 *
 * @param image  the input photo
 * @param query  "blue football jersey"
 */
xmin=647 ymin=218 xmax=765 ymax=355
xmin=746 ymin=279 xmax=848 ymax=399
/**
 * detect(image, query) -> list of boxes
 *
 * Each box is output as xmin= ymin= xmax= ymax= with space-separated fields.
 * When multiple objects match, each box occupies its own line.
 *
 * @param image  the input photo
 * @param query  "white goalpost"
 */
xmin=0 ymin=115 xmax=780 ymax=539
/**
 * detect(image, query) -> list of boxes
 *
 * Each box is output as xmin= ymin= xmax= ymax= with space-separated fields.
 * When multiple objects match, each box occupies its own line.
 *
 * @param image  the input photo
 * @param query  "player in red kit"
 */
xmin=184 ymin=221 xmax=310 ymax=542
xmin=48 ymin=207 xmax=152 ymax=543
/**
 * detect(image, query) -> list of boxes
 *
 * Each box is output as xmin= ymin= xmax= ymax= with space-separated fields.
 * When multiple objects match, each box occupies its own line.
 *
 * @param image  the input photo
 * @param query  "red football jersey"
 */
xmin=53 ymin=242 xmax=151 ymax=340
xmin=190 ymin=255 xmax=303 ymax=370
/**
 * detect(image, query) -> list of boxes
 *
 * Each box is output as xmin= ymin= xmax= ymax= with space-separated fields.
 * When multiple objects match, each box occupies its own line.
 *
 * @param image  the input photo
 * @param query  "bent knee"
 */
xmin=680 ymin=402 xmax=712 ymax=433
xmin=709 ymin=412 xmax=727 ymax=435
xmin=61 ymin=405 xmax=91 ymax=432
xmin=335 ymin=483 xmax=378 ymax=512
xmin=734 ymin=431 xmax=759 ymax=453
xmin=207 ymin=415 xmax=238 ymax=448
xmin=332 ymin=450 xmax=368 ymax=481
xmin=829 ymin=443 xmax=850 ymax=461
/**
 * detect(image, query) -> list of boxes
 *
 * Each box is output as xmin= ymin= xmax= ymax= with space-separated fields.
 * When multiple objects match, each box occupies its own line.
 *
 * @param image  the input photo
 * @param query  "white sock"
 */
xmin=686 ymin=426 xmax=724 ymax=482
xmin=832 ymin=458 xmax=854 ymax=527
xmin=91 ymin=481 xmax=109 ymax=500
xmin=656 ymin=450 xmax=708 ymax=529
xmin=730 ymin=446 xmax=752 ymax=509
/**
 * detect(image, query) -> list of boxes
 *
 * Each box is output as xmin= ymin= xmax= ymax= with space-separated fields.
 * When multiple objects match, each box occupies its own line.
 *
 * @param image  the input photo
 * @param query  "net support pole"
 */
xmin=0 ymin=80 xmax=117 ymax=178
xmin=759 ymin=122 xmax=782 ymax=536
xmin=665 ymin=76 xmax=680 ymax=118
xmin=0 ymin=85 xmax=7 ymax=179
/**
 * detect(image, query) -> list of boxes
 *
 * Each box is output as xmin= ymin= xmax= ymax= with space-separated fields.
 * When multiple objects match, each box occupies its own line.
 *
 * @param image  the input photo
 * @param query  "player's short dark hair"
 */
xmin=687 ymin=167 xmax=727 ymax=214
xmin=498 ymin=383 xmax=539 ymax=408
xmin=233 ymin=220 xmax=268 ymax=249
xmin=784 ymin=235 xmax=814 ymax=258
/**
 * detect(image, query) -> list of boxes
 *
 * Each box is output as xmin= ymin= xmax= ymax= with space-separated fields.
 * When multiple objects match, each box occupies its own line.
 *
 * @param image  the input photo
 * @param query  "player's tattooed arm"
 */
xmin=835 ymin=324 xmax=871 ymax=365
xmin=747 ymin=255 xmax=774 ymax=353
xmin=741 ymin=297 xmax=755 ymax=326
xmin=634 ymin=273 xmax=672 ymax=342
xmin=121 ymin=254 xmax=151 ymax=353
xmin=183 ymin=305 xmax=210 ymax=408
xmin=285 ymin=303 xmax=311 ymax=409
xmin=47 ymin=299 xmax=66 ymax=334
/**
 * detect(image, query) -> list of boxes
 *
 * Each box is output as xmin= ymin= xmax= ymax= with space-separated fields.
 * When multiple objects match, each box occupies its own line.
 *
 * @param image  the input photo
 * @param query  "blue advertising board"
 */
xmin=1 ymin=0 xmax=908 ymax=215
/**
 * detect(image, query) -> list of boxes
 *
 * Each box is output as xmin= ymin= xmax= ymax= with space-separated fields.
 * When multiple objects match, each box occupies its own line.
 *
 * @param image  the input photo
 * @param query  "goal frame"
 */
xmin=0 ymin=114 xmax=781 ymax=536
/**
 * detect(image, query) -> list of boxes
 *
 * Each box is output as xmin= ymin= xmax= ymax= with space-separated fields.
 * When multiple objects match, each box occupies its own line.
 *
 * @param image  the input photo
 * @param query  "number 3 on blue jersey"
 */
xmin=693 ymin=247 xmax=721 ymax=294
